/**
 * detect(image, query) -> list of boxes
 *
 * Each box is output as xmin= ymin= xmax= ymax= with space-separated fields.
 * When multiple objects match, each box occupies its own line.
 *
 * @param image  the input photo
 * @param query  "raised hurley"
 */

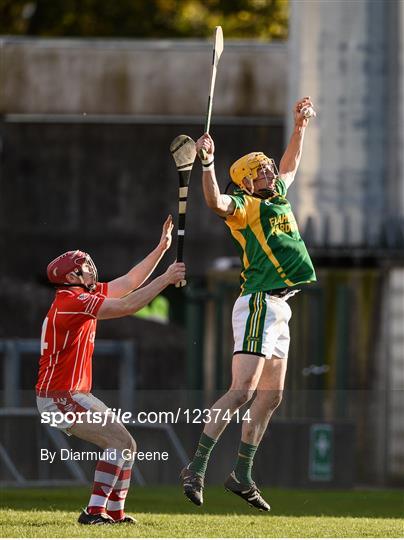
xmin=170 ymin=134 xmax=197 ymax=288
xmin=199 ymin=26 xmax=224 ymax=160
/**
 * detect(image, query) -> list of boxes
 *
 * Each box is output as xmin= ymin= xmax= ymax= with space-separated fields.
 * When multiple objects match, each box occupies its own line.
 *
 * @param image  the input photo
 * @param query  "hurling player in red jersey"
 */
xmin=36 ymin=215 xmax=185 ymax=525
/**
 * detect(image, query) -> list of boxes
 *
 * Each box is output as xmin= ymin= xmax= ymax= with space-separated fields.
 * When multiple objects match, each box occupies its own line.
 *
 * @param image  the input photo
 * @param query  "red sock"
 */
xmin=87 ymin=449 xmax=125 ymax=515
xmin=106 ymin=459 xmax=134 ymax=521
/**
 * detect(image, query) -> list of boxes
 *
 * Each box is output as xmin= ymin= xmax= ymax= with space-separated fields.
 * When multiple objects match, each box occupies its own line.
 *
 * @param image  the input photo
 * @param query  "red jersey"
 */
xmin=35 ymin=283 xmax=108 ymax=396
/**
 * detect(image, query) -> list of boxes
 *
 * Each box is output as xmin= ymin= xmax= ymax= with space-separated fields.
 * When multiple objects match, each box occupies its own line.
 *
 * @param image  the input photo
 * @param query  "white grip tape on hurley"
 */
xmin=178 ymin=201 xmax=187 ymax=213
xmin=179 ymin=187 xmax=189 ymax=198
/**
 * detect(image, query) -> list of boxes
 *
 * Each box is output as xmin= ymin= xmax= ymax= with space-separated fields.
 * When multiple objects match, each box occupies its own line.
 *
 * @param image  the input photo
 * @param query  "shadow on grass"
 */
xmin=2 ymin=486 xmax=403 ymax=519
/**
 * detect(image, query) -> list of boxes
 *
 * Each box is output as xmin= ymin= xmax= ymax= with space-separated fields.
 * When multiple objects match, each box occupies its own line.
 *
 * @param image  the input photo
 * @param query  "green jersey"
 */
xmin=225 ymin=177 xmax=316 ymax=295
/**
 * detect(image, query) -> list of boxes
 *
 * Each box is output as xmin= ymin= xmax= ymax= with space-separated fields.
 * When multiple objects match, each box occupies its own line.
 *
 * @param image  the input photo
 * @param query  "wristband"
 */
xmin=202 ymin=162 xmax=215 ymax=171
xmin=202 ymin=156 xmax=215 ymax=171
xmin=201 ymin=154 xmax=214 ymax=165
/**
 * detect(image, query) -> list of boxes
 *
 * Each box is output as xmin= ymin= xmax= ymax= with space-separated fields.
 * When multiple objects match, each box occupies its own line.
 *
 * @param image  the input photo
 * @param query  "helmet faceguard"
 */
xmin=47 ymin=250 xmax=98 ymax=292
xmin=229 ymin=152 xmax=279 ymax=197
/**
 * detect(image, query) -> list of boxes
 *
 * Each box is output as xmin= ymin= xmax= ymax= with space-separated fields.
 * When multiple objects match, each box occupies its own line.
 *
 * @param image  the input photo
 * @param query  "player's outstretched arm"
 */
xmin=196 ymin=133 xmax=235 ymax=218
xmin=108 ymin=215 xmax=174 ymax=298
xmin=279 ymin=96 xmax=315 ymax=187
xmin=97 ymin=262 xmax=185 ymax=320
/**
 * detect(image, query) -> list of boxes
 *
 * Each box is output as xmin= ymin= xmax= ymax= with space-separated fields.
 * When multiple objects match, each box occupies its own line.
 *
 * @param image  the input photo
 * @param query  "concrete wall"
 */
xmin=0 ymin=38 xmax=287 ymax=116
xmin=288 ymin=0 xmax=403 ymax=247
xmin=387 ymin=0 xmax=404 ymax=483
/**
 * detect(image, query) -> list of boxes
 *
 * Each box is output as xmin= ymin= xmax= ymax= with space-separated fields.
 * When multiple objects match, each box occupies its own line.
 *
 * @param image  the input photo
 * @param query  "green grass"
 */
xmin=1 ymin=486 xmax=403 ymax=537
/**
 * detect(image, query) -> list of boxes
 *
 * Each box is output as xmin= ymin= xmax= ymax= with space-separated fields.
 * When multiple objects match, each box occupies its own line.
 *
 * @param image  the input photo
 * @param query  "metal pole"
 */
xmin=119 ymin=340 xmax=136 ymax=412
xmin=4 ymin=341 xmax=19 ymax=407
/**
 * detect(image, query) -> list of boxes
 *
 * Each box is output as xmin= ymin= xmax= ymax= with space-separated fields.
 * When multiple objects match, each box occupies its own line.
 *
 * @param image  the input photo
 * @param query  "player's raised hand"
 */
xmin=196 ymin=133 xmax=215 ymax=161
xmin=165 ymin=261 xmax=186 ymax=285
xmin=158 ymin=214 xmax=174 ymax=252
xmin=294 ymin=96 xmax=316 ymax=127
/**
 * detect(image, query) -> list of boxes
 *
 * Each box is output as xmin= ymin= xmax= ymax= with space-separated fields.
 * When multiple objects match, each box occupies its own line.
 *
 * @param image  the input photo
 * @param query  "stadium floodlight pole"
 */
xmin=199 ymin=26 xmax=224 ymax=160
xmin=169 ymin=134 xmax=197 ymax=288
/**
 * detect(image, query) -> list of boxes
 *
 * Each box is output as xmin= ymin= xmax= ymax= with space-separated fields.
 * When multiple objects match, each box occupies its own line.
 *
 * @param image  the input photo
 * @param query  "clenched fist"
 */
xmin=196 ymin=133 xmax=215 ymax=160
xmin=294 ymin=96 xmax=316 ymax=127
xmin=165 ymin=262 xmax=186 ymax=285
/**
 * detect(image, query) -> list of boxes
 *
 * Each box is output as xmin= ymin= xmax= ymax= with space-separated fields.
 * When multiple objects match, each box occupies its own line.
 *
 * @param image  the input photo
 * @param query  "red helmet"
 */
xmin=46 ymin=250 xmax=98 ymax=290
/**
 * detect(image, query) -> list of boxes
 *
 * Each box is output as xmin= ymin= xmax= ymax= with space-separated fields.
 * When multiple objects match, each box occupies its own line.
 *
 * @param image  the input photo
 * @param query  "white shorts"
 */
xmin=232 ymin=291 xmax=292 ymax=359
xmin=36 ymin=392 xmax=109 ymax=436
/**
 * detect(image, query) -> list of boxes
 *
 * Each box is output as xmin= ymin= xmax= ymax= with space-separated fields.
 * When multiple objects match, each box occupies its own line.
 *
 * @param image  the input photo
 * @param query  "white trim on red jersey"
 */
xmin=58 ymin=311 xmax=97 ymax=319
xmin=75 ymin=333 xmax=88 ymax=391
xmin=70 ymin=330 xmax=83 ymax=391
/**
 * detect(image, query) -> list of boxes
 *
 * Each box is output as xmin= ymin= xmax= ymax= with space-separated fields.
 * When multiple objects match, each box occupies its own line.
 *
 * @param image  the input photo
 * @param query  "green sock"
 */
xmin=189 ymin=433 xmax=217 ymax=477
xmin=234 ymin=440 xmax=258 ymax=485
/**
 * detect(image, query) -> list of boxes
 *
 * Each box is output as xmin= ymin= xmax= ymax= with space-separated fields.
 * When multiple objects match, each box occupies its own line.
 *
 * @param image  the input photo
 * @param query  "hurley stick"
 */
xmin=169 ymin=134 xmax=197 ymax=288
xmin=199 ymin=26 xmax=224 ymax=160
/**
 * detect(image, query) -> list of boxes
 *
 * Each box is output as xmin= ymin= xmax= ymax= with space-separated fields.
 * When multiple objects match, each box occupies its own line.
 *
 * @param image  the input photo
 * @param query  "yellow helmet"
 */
xmin=229 ymin=152 xmax=277 ymax=191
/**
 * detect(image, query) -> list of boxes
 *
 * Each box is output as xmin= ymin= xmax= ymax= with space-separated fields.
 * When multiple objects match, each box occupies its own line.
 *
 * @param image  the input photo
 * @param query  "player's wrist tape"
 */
xmin=201 ymin=154 xmax=214 ymax=165
xmin=202 ymin=158 xmax=215 ymax=171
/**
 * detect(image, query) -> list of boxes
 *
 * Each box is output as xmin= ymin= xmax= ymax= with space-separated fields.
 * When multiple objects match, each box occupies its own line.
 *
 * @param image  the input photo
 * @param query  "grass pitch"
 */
xmin=1 ymin=486 xmax=403 ymax=537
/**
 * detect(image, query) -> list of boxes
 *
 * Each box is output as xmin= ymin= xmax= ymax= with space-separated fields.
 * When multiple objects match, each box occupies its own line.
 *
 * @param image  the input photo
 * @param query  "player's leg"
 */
xmin=106 ymin=457 xmax=136 ymax=523
xmin=181 ymin=292 xmax=270 ymax=505
xmin=224 ymin=356 xmax=287 ymax=512
xmin=205 ymin=352 xmax=266 ymax=440
xmin=187 ymin=291 xmax=269 ymax=474
xmin=233 ymin=297 xmax=290 ymax=481
xmin=181 ymin=353 xmax=264 ymax=505
xmin=225 ymin=297 xmax=291 ymax=511
xmin=68 ymin=394 xmax=136 ymax=450
xmin=66 ymin=394 xmax=137 ymax=524
xmin=236 ymin=355 xmax=287 ymax=481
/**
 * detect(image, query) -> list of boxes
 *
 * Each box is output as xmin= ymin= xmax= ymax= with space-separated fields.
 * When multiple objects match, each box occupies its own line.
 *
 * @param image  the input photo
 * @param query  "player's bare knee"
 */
xmin=116 ymin=426 xmax=136 ymax=453
xmin=257 ymin=389 xmax=283 ymax=412
xmin=242 ymin=388 xmax=256 ymax=404
xmin=228 ymin=388 xmax=254 ymax=408
xmin=100 ymin=423 xmax=127 ymax=450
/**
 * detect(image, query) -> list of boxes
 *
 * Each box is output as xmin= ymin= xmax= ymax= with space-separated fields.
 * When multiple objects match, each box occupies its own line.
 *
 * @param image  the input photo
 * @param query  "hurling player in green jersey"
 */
xmin=180 ymin=97 xmax=317 ymax=511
